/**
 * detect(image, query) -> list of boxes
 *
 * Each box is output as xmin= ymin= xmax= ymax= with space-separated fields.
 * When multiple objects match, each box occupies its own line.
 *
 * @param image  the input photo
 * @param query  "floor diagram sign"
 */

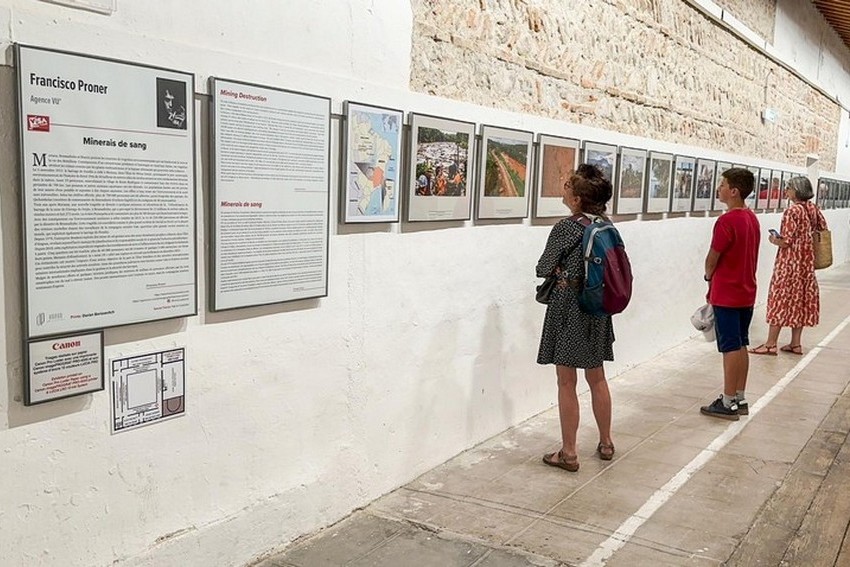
xmin=110 ymin=347 xmax=185 ymax=433
xmin=17 ymin=45 xmax=197 ymax=338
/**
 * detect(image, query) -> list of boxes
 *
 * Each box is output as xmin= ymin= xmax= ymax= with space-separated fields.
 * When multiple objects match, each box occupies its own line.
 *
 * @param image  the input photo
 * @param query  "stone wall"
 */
xmin=714 ymin=0 xmax=777 ymax=42
xmin=410 ymin=0 xmax=839 ymax=170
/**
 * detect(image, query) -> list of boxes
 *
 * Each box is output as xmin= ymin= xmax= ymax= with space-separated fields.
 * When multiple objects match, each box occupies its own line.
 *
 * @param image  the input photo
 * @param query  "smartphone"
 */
xmin=768 ymin=229 xmax=781 ymax=238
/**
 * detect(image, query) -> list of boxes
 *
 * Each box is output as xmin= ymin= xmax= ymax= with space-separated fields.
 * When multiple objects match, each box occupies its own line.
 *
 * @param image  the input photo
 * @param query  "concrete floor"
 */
xmin=254 ymin=264 xmax=850 ymax=567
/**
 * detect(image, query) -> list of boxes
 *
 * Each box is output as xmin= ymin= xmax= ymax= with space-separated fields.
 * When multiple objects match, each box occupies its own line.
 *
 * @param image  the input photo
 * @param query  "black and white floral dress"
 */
xmin=536 ymin=217 xmax=615 ymax=368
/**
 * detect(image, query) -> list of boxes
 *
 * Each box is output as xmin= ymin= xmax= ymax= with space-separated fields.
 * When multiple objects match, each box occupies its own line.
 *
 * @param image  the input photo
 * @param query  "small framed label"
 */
xmin=26 ymin=331 xmax=104 ymax=405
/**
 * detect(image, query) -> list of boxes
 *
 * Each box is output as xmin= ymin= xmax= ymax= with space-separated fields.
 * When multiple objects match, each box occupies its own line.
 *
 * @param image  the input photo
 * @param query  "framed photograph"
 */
xmin=476 ymin=125 xmax=533 ymax=219
xmin=582 ymin=141 xmax=617 ymax=183
xmin=534 ymin=135 xmax=579 ymax=218
xmin=646 ymin=152 xmax=673 ymax=213
xmin=694 ymin=159 xmax=716 ymax=212
xmin=615 ymin=147 xmax=647 ymax=214
xmin=26 ymin=330 xmax=104 ymax=405
xmin=745 ymin=165 xmax=760 ymax=209
xmin=209 ymin=78 xmax=331 ymax=311
xmin=713 ymin=162 xmax=732 ymax=211
xmin=342 ymin=101 xmax=403 ymax=223
xmin=755 ymin=168 xmax=770 ymax=210
xmin=672 ymin=156 xmax=695 ymax=212
xmin=764 ymin=170 xmax=782 ymax=210
xmin=407 ymin=113 xmax=475 ymax=222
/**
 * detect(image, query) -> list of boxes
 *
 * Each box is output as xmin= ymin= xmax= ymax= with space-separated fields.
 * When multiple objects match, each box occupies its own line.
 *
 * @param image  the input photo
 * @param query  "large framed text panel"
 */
xmin=210 ymin=78 xmax=330 ymax=310
xmin=17 ymin=45 xmax=197 ymax=338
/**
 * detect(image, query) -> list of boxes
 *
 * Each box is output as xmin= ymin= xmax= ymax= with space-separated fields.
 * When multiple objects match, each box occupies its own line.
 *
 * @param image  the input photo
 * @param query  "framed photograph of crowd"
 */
xmin=693 ymin=159 xmax=715 ymax=212
xmin=476 ymin=125 xmax=533 ymax=219
xmin=407 ymin=113 xmax=475 ymax=222
xmin=615 ymin=147 xmax=646 ymax=215
xmin=534 ymin=135 xmax=579 ymax=218
xmin=582 ymin=141 xmax=617 ymax=183
xmin=672 ymin=156 xmax=695 ymax=212
xmin=342 ymin=101 xmax=403 ymax=224
xmin=646 ymin=152 xmax=673 ymax=214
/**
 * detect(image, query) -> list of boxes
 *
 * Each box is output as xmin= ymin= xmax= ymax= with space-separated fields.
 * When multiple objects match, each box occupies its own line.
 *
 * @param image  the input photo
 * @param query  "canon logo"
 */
xmin=52 ymin=340 xmax=80 ymax=350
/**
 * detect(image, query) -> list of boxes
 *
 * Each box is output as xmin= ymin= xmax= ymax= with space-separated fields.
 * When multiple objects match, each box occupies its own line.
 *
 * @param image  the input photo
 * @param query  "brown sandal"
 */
xmin=780 ymin=344 xmax=803 ymax=355
xmin=543 ymin=450 xmax=579 ymax=472
xmin=749 ymin=344 xmax=777 ymax=356
xmin=597 ymin=443 xmax=615 ymax=461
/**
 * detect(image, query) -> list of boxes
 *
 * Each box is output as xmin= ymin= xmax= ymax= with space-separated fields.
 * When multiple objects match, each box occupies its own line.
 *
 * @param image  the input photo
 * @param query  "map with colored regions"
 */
xmin=346 ymin=107 xmax=401 ymax=221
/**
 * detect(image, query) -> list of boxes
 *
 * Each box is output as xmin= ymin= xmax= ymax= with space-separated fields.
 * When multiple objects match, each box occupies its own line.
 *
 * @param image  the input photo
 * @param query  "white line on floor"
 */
xmin=579 ymin=313 xmax=850 ymax=567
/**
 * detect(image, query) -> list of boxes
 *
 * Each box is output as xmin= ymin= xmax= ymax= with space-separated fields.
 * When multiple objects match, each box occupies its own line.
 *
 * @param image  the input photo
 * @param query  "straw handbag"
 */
xmin=813 ymin=228 xmax=832 ymax=270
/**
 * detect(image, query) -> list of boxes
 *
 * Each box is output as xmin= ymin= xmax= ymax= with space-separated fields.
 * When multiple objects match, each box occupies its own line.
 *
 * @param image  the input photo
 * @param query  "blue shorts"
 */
xmin=713 ymin=306 xmax=754 ymax=353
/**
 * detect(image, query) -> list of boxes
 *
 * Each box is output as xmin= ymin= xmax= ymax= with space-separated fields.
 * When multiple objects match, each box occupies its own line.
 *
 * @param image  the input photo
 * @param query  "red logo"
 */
xmin=27 ymin=115 xmax=50 ymax=132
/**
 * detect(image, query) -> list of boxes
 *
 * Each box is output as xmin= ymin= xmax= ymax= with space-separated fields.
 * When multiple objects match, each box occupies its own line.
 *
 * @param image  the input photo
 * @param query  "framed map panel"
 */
xmin=342 ymin=101 xmax=403 ymax=223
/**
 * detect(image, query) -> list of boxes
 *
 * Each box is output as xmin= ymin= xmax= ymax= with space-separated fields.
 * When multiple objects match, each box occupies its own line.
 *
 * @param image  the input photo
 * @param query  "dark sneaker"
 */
xmin=737 ymin=400 xmax=749 ymax=415
xmin=700 ymin=397 xmax=739 ymax=421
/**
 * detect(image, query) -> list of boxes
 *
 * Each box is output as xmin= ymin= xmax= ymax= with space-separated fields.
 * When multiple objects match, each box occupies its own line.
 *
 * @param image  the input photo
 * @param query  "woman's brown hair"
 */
xmin=569 ymin=163 xmax=612 ymax=215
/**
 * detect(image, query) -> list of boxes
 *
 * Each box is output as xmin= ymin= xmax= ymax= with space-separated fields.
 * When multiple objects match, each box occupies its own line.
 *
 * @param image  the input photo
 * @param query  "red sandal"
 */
xmin=780 ymin=344 xmax=803 ymax=355
xmin=749 ymin=344 xmax=777 ymax=356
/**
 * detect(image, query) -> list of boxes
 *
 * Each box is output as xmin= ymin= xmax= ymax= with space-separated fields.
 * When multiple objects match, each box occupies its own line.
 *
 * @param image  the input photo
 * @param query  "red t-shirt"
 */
xmin=709 ymin=208 xmax=761 ymax=307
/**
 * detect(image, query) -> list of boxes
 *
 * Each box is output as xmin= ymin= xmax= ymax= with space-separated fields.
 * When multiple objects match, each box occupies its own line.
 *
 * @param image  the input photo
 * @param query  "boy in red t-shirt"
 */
xmin=701 ymin=168 xmax=760 ymax=420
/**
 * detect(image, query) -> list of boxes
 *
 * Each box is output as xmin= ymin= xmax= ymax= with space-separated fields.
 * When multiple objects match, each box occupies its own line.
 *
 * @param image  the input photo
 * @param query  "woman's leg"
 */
xmin=765 ymin=324 xmax=781 ymax=346
xmin=585 ymin=366 xmax=613 ymax=447
xmin=556 ymin=365 xmax=579 ymax=458
xmin=790 ymin=327 xmax=803 ymax=348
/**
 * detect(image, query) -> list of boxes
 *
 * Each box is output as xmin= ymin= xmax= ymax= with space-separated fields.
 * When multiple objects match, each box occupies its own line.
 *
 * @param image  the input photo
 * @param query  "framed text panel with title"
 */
xmin=209 ymin=78 xmax=330 ymax=311
xmin=534 ymin=135 xmax=579 ymax=218
xmin=341 ymin=101 xmax=403 ymax=224
xmin=17 ymin=44 xmax=197 ymax=339
xmin=476 ymin=125 xmax=533 ymax=219
xmin=407 ymin=113 xmax=474 ymax=222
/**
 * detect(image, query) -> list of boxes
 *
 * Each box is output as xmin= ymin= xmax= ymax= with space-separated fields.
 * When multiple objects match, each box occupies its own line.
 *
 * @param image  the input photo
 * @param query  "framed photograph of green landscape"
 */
xmin=476 ymin=125 xmax=533 ymax=219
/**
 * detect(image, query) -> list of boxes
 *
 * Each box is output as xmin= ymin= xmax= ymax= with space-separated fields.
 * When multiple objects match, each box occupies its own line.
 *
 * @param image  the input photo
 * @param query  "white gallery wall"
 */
xmin=0 ymin=1 xmax=849 ymax=566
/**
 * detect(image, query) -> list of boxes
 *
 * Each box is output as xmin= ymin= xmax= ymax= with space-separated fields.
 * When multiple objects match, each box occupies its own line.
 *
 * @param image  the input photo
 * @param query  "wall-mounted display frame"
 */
xmin=646 ymin=152 xmax=673 ymax=214
xmin=615 ymin=147 xmax=647 ymax=215
xmin=763 ymin=170 xmax=781 ymax=211
xmin=713 ymin=162 xmax=732 ymax=211
xmin=755 ymin=168 xmax=770 ymax=211
xmin=744 ymin=165 xmax=760 ymax=209
xmin=209 ymin=77 xmax=331 ymax=311
xmin=582 ymin=141 xmax=617 ymax=183
xmin=672 ymin=156 xmax=695 ymax=212
xmin=407 ymin=113 xmax=475 ymax=222
xmin=25 ymin=330 xmax=103 ymax=405
xmin=341 ymin=101 xmax=403 ymax=223
xmin=694 ymin=159 xmax=716 ymax=212
xmin=534 ymin=135 xmax=579 ymax=218
xmin=17 ymin=44 xmax=197 ymax=339
xmin=476 ymin=125 xmax=533 ymax=219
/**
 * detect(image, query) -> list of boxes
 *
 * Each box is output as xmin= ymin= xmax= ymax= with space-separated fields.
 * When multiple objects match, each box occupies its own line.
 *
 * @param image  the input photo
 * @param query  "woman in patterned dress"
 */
xmin=537 ymin=164 xmax=615 ymax=472
xmin=750 ymin=176 xmax=827 ymax=356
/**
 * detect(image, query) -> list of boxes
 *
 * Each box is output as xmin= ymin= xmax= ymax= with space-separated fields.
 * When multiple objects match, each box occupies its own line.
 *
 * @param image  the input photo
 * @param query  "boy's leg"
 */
xmin=701 ymin=306 xmax=743 ymax=420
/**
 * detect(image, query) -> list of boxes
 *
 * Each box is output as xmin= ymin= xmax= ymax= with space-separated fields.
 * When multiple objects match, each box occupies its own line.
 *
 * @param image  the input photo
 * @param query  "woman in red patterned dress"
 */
xmin=750 ymin=176 xmax=827 ymax=355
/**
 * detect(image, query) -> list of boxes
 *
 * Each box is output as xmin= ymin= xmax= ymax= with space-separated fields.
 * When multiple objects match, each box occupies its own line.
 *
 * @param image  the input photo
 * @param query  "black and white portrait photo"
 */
xmin=156 ymin=77 xmax=187 ymax=130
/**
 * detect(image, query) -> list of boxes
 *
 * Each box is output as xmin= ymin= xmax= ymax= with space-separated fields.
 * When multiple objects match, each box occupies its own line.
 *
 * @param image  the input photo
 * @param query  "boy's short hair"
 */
xmin=722 ymin=168 xmax=755 ymax=200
